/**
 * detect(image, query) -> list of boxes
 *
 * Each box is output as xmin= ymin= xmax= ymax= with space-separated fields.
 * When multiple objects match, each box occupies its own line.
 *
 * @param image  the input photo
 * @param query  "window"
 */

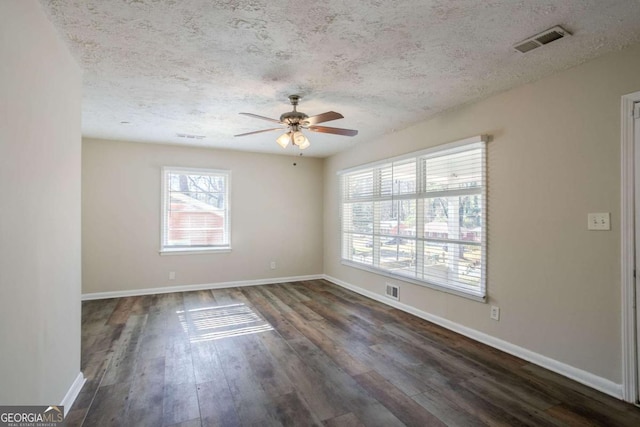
xmin=161 ymin=167 xmax=230 ymax=253
xmin=339 ymin=136 xmax=487 ymax=300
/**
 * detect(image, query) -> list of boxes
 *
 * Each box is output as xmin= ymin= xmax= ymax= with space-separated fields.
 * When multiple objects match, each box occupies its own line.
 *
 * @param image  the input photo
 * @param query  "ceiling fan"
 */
xmin=234 ymin=95 xmax=358 ymax=150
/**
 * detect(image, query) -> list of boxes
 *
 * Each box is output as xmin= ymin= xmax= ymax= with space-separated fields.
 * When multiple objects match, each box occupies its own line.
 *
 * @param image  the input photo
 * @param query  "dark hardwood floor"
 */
xmin=66 ymin=279 xmax=640 ymax=426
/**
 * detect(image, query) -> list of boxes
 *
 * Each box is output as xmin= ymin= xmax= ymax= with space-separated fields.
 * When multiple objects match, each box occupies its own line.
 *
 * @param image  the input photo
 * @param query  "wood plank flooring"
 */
xmin=66 ymin=280 xmax=640 ymax=426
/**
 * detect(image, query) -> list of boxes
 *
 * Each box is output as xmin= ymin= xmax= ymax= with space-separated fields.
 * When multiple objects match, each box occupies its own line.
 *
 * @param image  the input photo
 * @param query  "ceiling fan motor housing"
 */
xmin=280 ymin=111 xmax=308 ymax=125
xmin=280 ymin=94 xmax=307 ymax=125
xmin=235 ymin=93 xmax=358 ymax=141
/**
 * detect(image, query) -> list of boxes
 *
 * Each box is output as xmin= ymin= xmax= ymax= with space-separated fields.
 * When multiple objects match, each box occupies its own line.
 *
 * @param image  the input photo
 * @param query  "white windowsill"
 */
xmin=160 ymin=247 xmax=232 ymax=256
xmin=341 ymin=259 xmax=486 ymax=302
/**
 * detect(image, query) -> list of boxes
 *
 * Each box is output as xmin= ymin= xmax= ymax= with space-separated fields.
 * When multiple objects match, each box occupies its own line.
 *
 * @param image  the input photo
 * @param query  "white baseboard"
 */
xmin=61 ymin=372 xmax=85 ymax=416
xmin=82 ymin=274 xmax=324 ymax=301
xmin=322 ymin=274 xmax=623 ymax=400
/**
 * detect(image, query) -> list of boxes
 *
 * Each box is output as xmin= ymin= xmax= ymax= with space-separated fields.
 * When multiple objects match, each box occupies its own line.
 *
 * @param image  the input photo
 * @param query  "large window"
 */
xmin=340 ymin=136 xmax=487 ymax=300
xmin=161 ymin=167 xmax=230 ymax=253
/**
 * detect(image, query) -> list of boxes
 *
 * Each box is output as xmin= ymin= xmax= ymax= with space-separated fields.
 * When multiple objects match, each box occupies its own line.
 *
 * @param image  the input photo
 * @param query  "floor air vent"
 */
xmin=385 ymin=283 xmax=399 ymax=300
xmin=513 ymin=26 xmax=570 ymax=53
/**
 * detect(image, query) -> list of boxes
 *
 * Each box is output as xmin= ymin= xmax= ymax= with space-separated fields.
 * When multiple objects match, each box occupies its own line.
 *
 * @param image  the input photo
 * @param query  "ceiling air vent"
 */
xmin=176 ymin=133 xmax=206 ymax=140
xmin=513 ymin=25 xmax=570 ymax=53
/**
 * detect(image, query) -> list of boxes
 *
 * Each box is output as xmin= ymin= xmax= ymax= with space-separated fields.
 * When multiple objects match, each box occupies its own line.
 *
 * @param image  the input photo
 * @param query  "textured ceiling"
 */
xmin=40 ymin=0 xmax=640 ymax=157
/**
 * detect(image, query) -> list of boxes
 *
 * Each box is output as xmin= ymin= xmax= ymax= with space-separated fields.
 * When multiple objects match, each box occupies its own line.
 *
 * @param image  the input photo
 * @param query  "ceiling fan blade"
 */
xmin=303 ymin=111 xmax=344 ymax=125
xmin=239 ymin=112 xmax=282 ymax=124
xmin=307 ymin=125 xmax=358 ymax=137
xmin=234 ymin=128 xmax=283 ymax=137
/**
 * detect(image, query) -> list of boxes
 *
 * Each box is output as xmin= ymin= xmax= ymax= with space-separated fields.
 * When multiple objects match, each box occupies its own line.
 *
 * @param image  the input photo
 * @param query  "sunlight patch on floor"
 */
xmin=176 ymin=303 xmax=273 ymax=343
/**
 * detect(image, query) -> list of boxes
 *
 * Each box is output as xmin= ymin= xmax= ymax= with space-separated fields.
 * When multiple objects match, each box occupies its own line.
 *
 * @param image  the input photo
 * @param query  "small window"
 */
xmin=339 ymin=136 xmax=487 ymax=300
xmin=161 ymin=167 xmax=230 ymax=253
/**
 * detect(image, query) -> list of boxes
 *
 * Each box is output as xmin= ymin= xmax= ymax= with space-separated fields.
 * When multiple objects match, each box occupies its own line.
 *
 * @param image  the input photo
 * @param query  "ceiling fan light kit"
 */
xmin=276 ymin=132 xmax=291 ymax=148
xmin=293 ymin=130 xmax=309 ymax=147
xmin=235 ymin=95 xmax=358 ymax=151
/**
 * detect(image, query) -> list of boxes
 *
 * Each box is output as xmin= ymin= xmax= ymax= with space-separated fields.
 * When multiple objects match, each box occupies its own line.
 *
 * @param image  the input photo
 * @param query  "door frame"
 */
xmin=621 ymin=90 xmax=640 ymax=403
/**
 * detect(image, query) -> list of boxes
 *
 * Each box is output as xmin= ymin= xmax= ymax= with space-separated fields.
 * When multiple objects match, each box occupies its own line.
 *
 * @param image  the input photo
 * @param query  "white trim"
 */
xmin=60 ymin=372 xmax=85 ymax=416
xmin=81 ymin=274 xmax=324 ymax=301
xmin=621 ymin=91 xmax=640 ymax=403
xmin=159 ymin=248 xmax=232 ymax=255
xmin=163 ymin=166 xmax=230 ymax=175
xmin=323 ymin=274 xmax=623 ymax=400
xmin=337 ymin=135 xmax=487 ymax=175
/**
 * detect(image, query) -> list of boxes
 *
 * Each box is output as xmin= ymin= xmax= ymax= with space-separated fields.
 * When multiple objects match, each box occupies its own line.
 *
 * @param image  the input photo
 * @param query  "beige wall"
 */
xmin=0 ymin=1 xmax=82 ymax=404
xmin=324 ymin=43 xmax=640 ymax=384
xmin=82 ymin=139 xmax=324 ymax=294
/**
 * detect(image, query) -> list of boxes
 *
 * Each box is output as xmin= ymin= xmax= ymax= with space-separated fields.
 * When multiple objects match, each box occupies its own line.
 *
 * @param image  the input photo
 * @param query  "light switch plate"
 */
xmin=587 ymin=213 xmax=610 ymax=230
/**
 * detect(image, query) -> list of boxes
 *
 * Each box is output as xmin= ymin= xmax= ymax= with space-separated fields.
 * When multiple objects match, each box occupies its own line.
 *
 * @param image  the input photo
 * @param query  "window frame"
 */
xmin=338 ymin=135 xmax=487 ymax=301
xmin=160 ymin=166 xmax=231 ymax=255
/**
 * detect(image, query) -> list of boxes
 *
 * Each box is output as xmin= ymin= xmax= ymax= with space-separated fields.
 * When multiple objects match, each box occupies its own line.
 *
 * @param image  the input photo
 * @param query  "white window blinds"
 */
xmin=339 ymin=136 xmax=487 ymax=300
xmin=161 ymin=167 xmax=230 ymax=253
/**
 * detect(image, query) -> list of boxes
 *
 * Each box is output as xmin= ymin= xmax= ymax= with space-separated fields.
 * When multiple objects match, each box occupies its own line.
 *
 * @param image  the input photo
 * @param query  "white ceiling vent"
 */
xmin=513 ymin=26 xmax=571 ymax=53
xmin=176 ymin=133 xmax=206 ymax=140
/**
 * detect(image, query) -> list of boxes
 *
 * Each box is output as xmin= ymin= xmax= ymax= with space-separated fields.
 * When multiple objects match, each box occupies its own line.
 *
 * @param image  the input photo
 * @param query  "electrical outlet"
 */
xmin=270 ymin=261 xmax=276 ymax=270
xmin=169 ymin=271 xmax=175 ymax=280
xmin=490 ymin=305 xmax=500 ymax=321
